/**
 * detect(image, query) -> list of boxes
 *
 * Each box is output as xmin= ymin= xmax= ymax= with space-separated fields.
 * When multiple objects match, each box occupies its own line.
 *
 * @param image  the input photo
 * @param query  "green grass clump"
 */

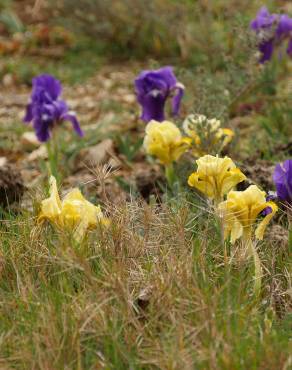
xmin=0 ymin=199 xmax=291 ymax=369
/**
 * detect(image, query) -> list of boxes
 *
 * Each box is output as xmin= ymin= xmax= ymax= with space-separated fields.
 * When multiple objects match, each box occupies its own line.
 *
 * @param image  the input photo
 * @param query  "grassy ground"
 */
xmin=0 ymin=199 xmax=291 ymax=369
xmin=0 ymin=0 xmax=292 ymax=369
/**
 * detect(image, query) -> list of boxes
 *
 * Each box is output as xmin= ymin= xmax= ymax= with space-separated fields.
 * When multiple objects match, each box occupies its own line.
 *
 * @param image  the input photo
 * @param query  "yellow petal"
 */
xmin=62 ymin=189 xmax=101 ymax=227
xmin=217 ymin=128 xmax=234 ymax=148
xmin=61 ymin=189 xmax=86 ymax=225
xmin=224 ymin=190 xmax=250 ymax=228
xmin=38 ymin=178 xmax=107 ymax=242
xmin=63 ymin=188 xmax=85 ymax=202
xmin=188 ymin=172 xmax=216 ymax=198
xmin=189 ymin=155 xmax=245 ymax=200
xmin=218 ymin=200 xmax=243 ymax=243
xmin=73 ymin=219 xmax=89 ymax=242
xmin=144 ymin=120 xmax=188 ymax=165
xmin=230 ymin=217 xmax=243 ymax=243
xmin=220 ymin=185 xmax=278 ymax=243
xmin=171 ymin=137 xmax=191 ymax=162
xmin=220 ymin=168 xmax=246 ymax=197
xmin=255 ymin=201 xmax=278 ymax=240
xmin=196 ymin=155 xmax=234 ymax=177
xmin=38 ymin=176 xmax=62 ymax=224
xmin=246 ymin=186 xmax=268 ymax=223
xmin=72 ymin=203 xmax=107 ymax=241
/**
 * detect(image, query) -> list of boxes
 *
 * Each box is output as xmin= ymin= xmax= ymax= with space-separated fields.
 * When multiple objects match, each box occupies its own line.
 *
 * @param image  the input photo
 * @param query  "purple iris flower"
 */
xmin=24 ymin=74 xmax=83 ymax=142
xmin=134 ymin=66 xmax=184 ymax=122
xmin=250 ymin=7 xmax=292 ymax=63
xmin=273 ymin=159 xmax=292 ymax=203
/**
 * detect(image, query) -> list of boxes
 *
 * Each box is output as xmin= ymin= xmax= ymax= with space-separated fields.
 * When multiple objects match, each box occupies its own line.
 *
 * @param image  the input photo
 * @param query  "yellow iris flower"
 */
xmin=144 ymin=120 xmax=191 ymax=165
xmin=183 ymin=114 xmax=234 ymax=156
xmin=39 ymin=176 xmax=109 ymax=241
xmin=188 ymin=155 xmax=246 ymax=202
xmin=218 ymin=185 xmax=278 ymax=243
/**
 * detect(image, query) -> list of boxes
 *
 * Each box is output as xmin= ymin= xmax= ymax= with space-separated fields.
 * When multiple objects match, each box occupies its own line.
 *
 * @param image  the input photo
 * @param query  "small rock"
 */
xmin=135 ymin=286 xmax=152 ymax=313
xmin=0 ymin=157 xmax=7 ymax=168
xmin=27 ymin=146 xmax=48 ymax=162
xmin=2 ymin=74 xmax=14 ymax=87
xmin=108 ymin=157 xmax=121 ymax=170
xmin=80 ymin=139 xmax=114 ymax=167
xmin=267 ymin=224 xmax=288 ymax=247
xmin=21 ymin=132 xmax=41 ymax=151
xmin=102 ymin=78 xmax=114 ymax=89
xmin=241 ymin=160 xmax=274 ymax=190
xmin=102 ymin=181 xmax=128 ymax=204
xmin=21 ymin=169 xmax=41 ymax=186
xmin=123 ymin=94 xmax=136 ymax=104
xmin=135 ymin=165 xmax=164 ymax=201
xmin=0 ymin=164 xmax=25 ymax=207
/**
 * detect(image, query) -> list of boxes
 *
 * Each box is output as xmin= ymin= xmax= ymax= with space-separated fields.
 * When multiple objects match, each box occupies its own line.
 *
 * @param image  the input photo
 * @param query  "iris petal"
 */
xmin=135 ymin=66 xmax=184 ymax=122
xmin=23 ymin=74 xmax=82 ymax=142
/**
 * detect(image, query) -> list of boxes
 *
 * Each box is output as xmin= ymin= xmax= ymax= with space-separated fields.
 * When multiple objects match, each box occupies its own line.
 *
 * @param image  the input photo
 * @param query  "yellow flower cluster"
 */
xmin=188 ymin=154 xmax=278 ymax=243
xmin=183 ymin=114 xmax=234 ymax=156
xmin=39 ymin=176 xmax=109 ymax=241
xmin=143 ymin=115 xmax=233 ymax=167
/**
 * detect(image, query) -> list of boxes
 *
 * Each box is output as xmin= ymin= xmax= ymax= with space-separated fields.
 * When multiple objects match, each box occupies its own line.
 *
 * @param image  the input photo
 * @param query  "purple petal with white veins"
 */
xmin=259 ymin=40 xmax=274 ymax=63
xmin=140 ymin=94 xmax=166 ymax=122
xmin=135 ymin=66 xmax=184 ymax=122
xmin=32 ymin=74 xmax=62 ymax=102
xmin=250 ymin=7 xmax=276 ymax=31
xmin=172 ymin=83 xmax=184 ymax=116
xmin=62 ymin=112 xmax=84 ymax=137
xmin=33 ymin=117 xmax=51 ymax=142
xmin=273 ymin=160 xmax=292 ymax=202
xmin=276 ymin=15 xmax=292 ymax=39
xmin=287 ymin=38 xmax=292 ymax=56
xmin=23 ymin=103 xmax=33 ymax=123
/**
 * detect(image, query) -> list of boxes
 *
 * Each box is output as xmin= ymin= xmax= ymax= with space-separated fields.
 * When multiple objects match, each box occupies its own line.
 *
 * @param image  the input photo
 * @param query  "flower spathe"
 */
xmin=39 ymin=176 xmax=108 ymax=241
xmin=188 ymin=155 xmax=246 ymax=202
xmin=135 ymin=66 xmax=184 ymax=122
xmin=144 ymin=120 xmax=191 ymax=165
xmin=250 ymin=7 xmax=292 ymax=63
xmin=24 ymin=74 xmax=84 ymax=142
xmin=218 ymin=185 xmax=278 ymax=243
xmin=273 ymin=159 xmax=292 ymax=203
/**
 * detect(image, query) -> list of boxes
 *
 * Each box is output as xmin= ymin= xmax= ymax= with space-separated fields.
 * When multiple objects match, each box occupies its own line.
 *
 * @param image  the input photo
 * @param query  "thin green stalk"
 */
xmin=244 ymin=233 xmax=262 ymax=297
xmin=165 ymin=162 xmax=176 ymax=189
xmin=46 ymin=128 xmax=61 ymax=183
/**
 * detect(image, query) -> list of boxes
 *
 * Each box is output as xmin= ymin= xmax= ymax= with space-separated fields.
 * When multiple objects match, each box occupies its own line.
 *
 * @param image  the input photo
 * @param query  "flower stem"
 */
xmin=46 ymin=129 xmax=61 ymax=183
xmin=244 ymin=235 xmax=262 ymax=296
xmin=165 ymin=162 xmax=176 ymax=189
